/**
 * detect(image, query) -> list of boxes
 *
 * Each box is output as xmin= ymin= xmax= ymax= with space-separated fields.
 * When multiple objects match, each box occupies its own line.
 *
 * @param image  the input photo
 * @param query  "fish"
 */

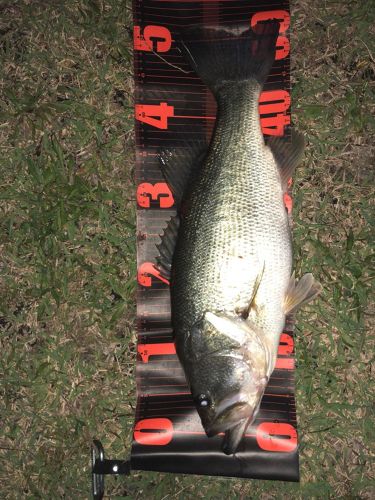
xmin=155 ymin=21 xmax=322 ymax=455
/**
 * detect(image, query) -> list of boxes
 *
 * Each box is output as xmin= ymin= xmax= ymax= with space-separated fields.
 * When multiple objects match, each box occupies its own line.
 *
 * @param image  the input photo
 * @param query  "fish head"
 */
xmin=184 ymin=311 xmax=270 ymax=454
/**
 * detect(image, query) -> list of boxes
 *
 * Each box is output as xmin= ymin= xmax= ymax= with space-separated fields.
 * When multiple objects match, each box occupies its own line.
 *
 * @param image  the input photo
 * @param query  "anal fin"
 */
xmin=283 ymin=272 xmax=322 ymax=315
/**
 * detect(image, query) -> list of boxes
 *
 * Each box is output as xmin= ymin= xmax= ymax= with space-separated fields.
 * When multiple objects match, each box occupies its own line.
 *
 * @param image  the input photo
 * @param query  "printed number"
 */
xmin=259 ymin=90 xmax=291 ymax=137
xmin=283 ymin=193 xmax=293 ymax=214
xmin=275 ymin=333 xmax=294 ymax=369
xmin=137 ymin=262 xmax=170 ymax=287
xmin=137 ymin=335 xmax=293 ymax=365
xmin=251 ymin=10 xmax=290 ymax=33
xmin=134 ymin=25 xmax=172 ymax=53
xmin=275 ymin=356 xmax=294 ymax=369
xmin=138 ymin=342 xmax=176 ymax=363
xmin=256 ymin=422 xmax=297 ymax=452
xmin=137 ymin=182 xmax=174 ymax=208
xmin=134 ymin=418 xmax=173 ymax=446
xmin=134 ymin=419 xmax=297 ymax=450
xmin=251 ymin=10 xmax=290 ymax=60
xmin=261 ymin=113 xmax=291 ymax=136
xmin=275 ymin=36 xmax=290 ymax=60
xmin=259 ymin=90 xmax=290 ymax=115
xmin=278 ymin=333 xmax=293 ymax=355
xmin=135 ymin=103 xmax=174 ymax=129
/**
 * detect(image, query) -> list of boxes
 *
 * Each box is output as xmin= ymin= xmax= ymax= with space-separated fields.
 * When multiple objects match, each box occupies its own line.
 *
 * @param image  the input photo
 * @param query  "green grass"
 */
xmin=0 ymin=0 xmax=374 ymax=498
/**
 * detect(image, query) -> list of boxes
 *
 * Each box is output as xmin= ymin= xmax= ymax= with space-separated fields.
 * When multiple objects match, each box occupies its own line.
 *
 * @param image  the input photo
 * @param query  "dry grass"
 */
xmin=291 ymin=1 xmax=375 ymax=498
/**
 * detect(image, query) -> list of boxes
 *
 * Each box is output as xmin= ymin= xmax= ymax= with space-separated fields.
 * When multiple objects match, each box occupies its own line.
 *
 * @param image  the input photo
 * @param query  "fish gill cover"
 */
xmin=132 ymin=0 xmax=299 ymax=481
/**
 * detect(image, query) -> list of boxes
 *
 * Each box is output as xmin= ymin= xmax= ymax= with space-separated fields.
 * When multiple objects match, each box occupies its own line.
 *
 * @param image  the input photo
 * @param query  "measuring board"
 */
xmin=131 ymin=0 xmax=298 ymax=481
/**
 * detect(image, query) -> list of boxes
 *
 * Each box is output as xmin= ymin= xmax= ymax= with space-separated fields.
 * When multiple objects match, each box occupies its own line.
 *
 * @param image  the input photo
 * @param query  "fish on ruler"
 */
xmin=155 ymin=21 xmax=322 ymax=455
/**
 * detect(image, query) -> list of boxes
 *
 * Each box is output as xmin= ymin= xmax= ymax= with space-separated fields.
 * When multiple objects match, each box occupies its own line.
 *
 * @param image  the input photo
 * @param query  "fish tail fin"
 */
xmin=179 ymin=21 xmax=279 ymax=94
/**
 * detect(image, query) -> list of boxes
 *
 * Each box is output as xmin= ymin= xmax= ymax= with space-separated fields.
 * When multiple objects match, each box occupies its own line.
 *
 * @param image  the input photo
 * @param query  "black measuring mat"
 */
xmin=132 ymin=0 xmax=298 ymax=481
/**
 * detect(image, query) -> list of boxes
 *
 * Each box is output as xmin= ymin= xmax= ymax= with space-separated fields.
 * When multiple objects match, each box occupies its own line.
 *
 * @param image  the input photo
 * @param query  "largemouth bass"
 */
xmin=156 ymin=21 xmax=321 ymax=455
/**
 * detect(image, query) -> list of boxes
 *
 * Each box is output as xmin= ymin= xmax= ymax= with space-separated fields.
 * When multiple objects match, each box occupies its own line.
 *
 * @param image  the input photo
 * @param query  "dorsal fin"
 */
xmin=155 ymin=215 xmax=180 ymax=280
xmin=159 ymin=141 xmax=207 ymax=207
xmin=267 ymin=131 xmax=305 ymax=191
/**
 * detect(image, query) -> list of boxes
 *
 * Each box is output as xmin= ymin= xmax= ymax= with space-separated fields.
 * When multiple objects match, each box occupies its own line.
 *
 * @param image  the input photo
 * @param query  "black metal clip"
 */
xmin=91 ymin=439 xmax=131 ymax=500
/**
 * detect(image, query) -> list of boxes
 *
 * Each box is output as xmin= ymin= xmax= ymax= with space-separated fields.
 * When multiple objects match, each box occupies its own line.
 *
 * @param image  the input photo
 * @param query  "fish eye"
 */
xmin=196 ymin=394 xmax=210 ymax=408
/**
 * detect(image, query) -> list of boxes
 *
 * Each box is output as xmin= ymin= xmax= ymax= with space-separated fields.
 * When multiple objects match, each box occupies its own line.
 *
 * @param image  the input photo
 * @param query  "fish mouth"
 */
xmin=205 ymin=395 xmax=254 ymax=438
xmin=205 ymin=400 xmax=254 ymax=455
xmin=222 ymin=418 xmax=250 ymax=455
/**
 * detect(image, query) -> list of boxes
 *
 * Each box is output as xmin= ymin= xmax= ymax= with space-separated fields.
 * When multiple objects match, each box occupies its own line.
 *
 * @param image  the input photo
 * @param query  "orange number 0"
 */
xmin=256 ymin=422 xmax=297 ymax=452
xmin=134 ymin=418 xmax=173 ymax=446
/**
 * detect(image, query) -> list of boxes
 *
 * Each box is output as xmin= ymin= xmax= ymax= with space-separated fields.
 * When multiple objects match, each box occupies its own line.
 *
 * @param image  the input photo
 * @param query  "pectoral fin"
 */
xmin=243 ymin=263 xmax=265 ymax=318
xmin=283 ymin=272 xmax=322 ymax=315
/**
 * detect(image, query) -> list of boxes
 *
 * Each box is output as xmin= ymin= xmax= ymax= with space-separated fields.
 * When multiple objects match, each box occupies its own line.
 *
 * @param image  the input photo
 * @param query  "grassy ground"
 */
xmin=0 ymin=0 xmax=373 ymax=498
